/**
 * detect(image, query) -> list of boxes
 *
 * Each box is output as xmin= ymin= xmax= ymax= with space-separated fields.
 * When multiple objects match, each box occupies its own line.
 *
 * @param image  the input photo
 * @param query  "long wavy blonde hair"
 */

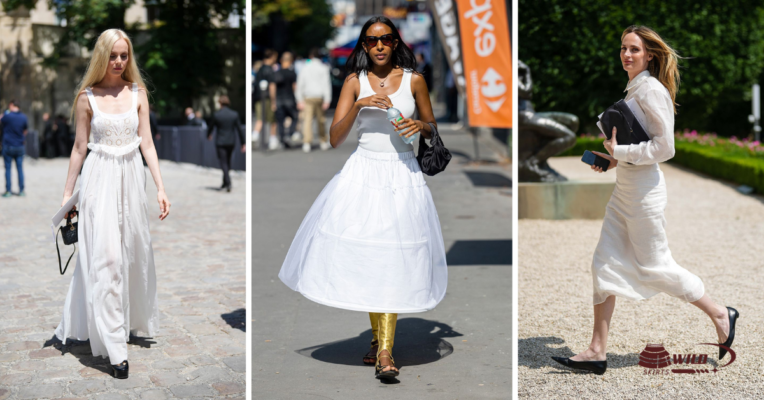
xmin=621 ymin=25 xmax=681 ymax=113
xmin=71 ymin=29 xmax=147 ymax=119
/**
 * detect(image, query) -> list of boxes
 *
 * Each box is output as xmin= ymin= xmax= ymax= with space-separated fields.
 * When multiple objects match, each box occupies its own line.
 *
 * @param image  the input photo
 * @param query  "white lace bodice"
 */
xmin=85 ymin=83 xmax=141 ymax=154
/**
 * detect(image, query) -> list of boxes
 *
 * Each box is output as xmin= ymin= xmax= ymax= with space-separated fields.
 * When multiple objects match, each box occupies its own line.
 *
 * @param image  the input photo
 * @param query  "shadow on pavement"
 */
xmin=221 ymin=308 xmax=246 ymax=331
xmin=294 ymin=318 xmax=462 ymax=367
xmin=463 ymin=171 xmax=512 ymax=188
xmin=43 ymin=334 xmax=156 ymax=374
xmin=519 ymin=336 xmax=639 ymax=373
xmin=446 ymin=240 xmax=512 ymax=266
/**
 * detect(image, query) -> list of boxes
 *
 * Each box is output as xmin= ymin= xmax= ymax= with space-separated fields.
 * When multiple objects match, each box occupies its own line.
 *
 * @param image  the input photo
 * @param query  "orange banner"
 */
xmin=456 ymin=0 xmax=512 ymax=128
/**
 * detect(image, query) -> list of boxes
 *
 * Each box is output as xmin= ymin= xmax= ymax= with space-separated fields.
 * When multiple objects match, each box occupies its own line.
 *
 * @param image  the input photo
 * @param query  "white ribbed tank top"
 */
xmin=355 ymin=69 xmax=417 ymax=153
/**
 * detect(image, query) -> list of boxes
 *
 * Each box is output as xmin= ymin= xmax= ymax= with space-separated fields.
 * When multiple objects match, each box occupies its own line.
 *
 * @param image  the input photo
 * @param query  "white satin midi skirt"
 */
xmin=279 ymin=147 xmax=448 ymax=313
xmin=592 ymin=163 xmax=705 ymax=305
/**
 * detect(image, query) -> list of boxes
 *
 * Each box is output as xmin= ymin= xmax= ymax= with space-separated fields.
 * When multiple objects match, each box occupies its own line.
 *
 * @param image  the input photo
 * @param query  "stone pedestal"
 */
xmin=519 ymin=156 xmax=616 ymax=219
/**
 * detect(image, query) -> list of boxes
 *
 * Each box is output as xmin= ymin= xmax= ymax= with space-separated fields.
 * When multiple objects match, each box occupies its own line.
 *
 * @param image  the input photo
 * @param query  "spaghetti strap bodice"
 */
xmin=85 ymin=83 xmax=141 ymax=154
xmin=355 ymin=69 xmax=417 ymax=153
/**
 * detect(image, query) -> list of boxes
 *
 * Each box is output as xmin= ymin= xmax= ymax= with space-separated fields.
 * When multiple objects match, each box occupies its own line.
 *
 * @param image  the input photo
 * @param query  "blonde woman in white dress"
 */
xmin=279 ymin=16 xmax=447 ymax=381
xmin=56 ymin=29 xmax=170 ymax=379
xmin=551 ymin=26 xmax=739 ymax=375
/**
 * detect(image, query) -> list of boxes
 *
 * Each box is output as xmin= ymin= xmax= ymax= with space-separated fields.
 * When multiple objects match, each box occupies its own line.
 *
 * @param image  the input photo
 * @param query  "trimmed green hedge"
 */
xmin=673 ymin=142 xmax=764 ymax=194
xmin=554 ymin=137 xmax=764 ymax=193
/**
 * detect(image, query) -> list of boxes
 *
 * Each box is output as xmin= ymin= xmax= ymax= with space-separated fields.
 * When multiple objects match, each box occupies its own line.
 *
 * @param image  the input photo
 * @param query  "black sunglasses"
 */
xmin=364 ymin=34 xmax=395 ymax=48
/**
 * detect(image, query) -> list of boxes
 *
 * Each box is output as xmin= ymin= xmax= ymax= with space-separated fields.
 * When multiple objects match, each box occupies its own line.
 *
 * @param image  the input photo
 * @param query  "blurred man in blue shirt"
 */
xmin=1 ymin=100 xmax=28 ymax=197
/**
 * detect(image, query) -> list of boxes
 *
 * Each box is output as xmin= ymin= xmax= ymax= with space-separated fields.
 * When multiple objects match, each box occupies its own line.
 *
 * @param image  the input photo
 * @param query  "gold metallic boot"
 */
xmin=363 ymin=313 xmax=380 ymax=365
xmin=374 ymin=313 xmax=399 ymax=379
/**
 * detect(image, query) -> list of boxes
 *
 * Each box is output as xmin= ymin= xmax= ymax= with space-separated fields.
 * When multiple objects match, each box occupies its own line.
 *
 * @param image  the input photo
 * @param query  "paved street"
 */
xmin=252 ymin=119 xmax=512 ymax=399
xmin=519 ymin=161 xmax=764 ymax=398
xmin=0 ymin=159 xmax=246 ymax=399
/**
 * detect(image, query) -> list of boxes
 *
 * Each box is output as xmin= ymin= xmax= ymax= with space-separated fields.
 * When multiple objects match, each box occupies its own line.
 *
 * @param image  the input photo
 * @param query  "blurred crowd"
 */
xmin=253 ymin=47 xmax=437 ymax=153
xmin=253 ymin=47 xmax=332 ymax=153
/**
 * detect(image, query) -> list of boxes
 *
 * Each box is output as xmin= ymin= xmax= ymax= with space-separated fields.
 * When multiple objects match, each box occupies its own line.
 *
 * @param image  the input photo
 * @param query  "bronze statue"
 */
xmin=518 ymin=60 xmax=578 ymax=182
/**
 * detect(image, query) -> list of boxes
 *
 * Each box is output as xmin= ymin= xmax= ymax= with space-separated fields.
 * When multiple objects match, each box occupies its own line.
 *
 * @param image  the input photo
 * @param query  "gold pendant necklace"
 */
xmin=376 ymin=72 xmax=390 ymax=87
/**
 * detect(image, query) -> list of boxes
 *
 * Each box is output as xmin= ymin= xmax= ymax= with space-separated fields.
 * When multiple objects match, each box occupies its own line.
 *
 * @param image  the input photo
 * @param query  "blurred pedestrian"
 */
xmin=42 ymin=112 xmax=56 ymax=158
xmin=254 ymin=50 xmax=278 ymax=149
xmin=416 ymin=52 xmax=432 ymax=90
xmin=296 ymin=47 xmax=332 ymax=152
xmin=207 ymin=95 xmax=244 ymax=192
xmin=270 ymin=51 xmax=298 ymax=149
xmin=149 ymin=104 xmax=159 ymax=140
xmin=1 ymin=99 xmax=28 ymax=196
xmin=54 ymin=114 xmax=72 ymax=156
xmin=185 ymin=107 xmax=203 ymax=126
xmin=195 ymin=110 xmax=208 ymax=130
xmin=445 ymin=69 xmax=459 ymax=122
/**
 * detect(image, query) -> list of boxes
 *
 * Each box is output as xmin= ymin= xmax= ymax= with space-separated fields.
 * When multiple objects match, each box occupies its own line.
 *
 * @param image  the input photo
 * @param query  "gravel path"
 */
xmin=0 ymin=158 xmax=245 ymax=399
xmin=518 ymin=161 xmax=764 ymax=398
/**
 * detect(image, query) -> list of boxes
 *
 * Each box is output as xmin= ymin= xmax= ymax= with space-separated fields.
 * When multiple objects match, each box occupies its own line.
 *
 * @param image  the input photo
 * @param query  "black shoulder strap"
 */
xmin=56 ymin=228 xmax=76 ymax=275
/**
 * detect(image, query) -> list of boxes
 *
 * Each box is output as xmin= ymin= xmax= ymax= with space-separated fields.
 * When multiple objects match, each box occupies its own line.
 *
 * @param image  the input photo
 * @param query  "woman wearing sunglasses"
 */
xmin=278 ymin=16 xmax=447 ymax=381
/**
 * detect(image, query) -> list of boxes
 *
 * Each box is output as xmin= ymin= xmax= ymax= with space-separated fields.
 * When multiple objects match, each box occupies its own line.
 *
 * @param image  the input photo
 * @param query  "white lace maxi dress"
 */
xmin=279 ymin=70 xmax=448 ymax=313
xmin=55 ymin=83 xmax=158 ymax=364
xmin=591 ymin=70 xmax=705 ymax=305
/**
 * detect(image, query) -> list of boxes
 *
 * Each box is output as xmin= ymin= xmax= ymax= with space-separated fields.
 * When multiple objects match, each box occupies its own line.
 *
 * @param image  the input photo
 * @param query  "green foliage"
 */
xmin=1 ymin=0 xmax=37 ymax=11
xmin=252 ymin=0 xmax=335 ymax=58
xmin=673 ymin=141 xmax=764 ymax=193
xmin=252 ymin=0 xmax=312 ymax=24
xmin=519 ymin=0 xmax=764 ymax=137
xmin=44 ymin=0 xmax=134 ymax=67
xmin=136 ymin=0 xmax=244 ymax=113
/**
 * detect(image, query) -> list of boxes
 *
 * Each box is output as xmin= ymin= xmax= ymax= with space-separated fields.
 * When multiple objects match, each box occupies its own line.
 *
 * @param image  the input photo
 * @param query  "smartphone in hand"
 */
xmin=581 ymin=150 xmax=610 ymax=172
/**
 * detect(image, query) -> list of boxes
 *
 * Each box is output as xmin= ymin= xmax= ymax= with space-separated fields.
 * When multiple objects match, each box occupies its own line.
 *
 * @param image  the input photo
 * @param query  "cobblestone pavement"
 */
xmin=519 ymin=161 xmax=764 ymax=398
xmin=253 ymin=122 xmax=512 ymax=399
xmin=0 ymin=158 xmax=246 ymax=399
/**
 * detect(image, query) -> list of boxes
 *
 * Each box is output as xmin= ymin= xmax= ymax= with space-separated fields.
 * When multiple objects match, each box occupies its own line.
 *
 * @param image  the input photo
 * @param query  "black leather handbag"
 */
xmin=600 ymin=99 xmax=650 ymax=145
xmin=417 ymin=122 xmax=452 ymax=176
xmin=56 ymin=210 xmax=78 ymax=275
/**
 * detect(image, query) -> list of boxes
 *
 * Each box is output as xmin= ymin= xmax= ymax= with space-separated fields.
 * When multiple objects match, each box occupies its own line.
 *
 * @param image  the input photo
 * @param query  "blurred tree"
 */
xmin=1 ymin=0 xmax=37 ymax=11
xmin=253 ymin=0 xmax=335 ymax=57
xmin=520 ymin=0 xmax=764 ymax=137
xmin=137 ymin=0 xmax=245 ymax=114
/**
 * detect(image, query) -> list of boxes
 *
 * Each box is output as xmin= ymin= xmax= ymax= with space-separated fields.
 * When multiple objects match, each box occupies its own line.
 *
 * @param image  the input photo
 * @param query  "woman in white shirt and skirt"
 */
xmin=278 ymin=16 xmax=447 ymax=381
xmin=551 ymin=26 xmax=739 ymax=375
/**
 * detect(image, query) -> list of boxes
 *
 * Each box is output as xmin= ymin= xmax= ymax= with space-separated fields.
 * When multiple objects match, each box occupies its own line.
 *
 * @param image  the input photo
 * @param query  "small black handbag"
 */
xmin=417 ymin=122 xmax=452 ymax=176
xmin=600 ymin=99 xmax=650 ymax=145
xmin=56 ymin=210 xmax=78 ymax=275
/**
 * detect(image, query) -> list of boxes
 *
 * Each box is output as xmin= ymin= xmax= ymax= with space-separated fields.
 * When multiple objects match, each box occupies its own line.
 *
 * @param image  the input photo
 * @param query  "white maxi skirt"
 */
xmin=279 ymin=147 xmax=448 ymax=313
xmin=591 ymin=163 xmax=705 ymax=305
xmin=55 ymin=139 xmax=159 ymax=364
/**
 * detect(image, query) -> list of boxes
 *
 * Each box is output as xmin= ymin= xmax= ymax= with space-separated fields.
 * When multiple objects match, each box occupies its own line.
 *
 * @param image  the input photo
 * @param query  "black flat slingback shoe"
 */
xmin=110 ymin=360 xmax=129 ymax=379
xmin=719 ymin=307 xmax=739 ymax=360
xmin=551 ymin=356 xmax=607 ymax=375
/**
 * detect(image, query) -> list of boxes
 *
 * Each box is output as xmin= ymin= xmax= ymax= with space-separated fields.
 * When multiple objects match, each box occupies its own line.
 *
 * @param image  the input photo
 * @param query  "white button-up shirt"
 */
xmin=612 ymin=70 xmax=676 ymax=164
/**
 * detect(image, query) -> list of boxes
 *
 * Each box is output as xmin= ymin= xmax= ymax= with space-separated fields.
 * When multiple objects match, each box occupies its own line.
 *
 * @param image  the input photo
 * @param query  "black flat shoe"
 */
xmin=551 ymin=356 xmax=607 ymax=375
xmin=719 ymin=307 xmax=739 ymax=360
xmin=110 ymin=360 xmax=129 ymax=379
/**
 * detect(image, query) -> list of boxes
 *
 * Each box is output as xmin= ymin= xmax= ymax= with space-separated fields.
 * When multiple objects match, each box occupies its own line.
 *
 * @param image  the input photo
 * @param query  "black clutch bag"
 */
xmin=417 ymin=123 xmax=452 ymax=176
xmin=600 ymin=99 xmax=650 ymax=145
xmin=56 ymin=211 xmax=78 ymax=275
